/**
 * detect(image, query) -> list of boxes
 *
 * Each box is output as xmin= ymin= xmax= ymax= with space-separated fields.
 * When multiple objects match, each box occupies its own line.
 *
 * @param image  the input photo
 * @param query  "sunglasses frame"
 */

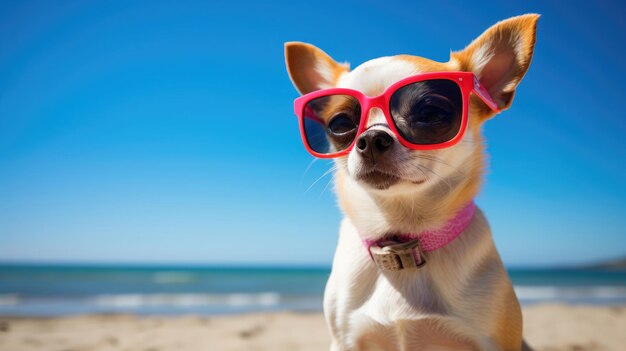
xmin=293 ymin=71 xmax=500 ymax=158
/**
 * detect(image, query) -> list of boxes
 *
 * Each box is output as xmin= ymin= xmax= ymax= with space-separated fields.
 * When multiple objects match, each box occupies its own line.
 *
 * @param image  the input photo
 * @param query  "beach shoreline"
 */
xmin=1 ymin=304 xmax=625 ymax=351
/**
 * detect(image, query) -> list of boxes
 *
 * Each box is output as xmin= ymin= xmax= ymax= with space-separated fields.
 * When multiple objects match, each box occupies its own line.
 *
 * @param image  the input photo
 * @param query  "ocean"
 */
xmin=0 ymin=264 xmax=625 ymax=316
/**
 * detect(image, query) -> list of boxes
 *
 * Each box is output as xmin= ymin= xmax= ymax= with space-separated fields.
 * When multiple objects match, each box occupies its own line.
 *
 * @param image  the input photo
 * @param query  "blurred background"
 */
xmin=0 ymin=0 xmax=625 ymax=316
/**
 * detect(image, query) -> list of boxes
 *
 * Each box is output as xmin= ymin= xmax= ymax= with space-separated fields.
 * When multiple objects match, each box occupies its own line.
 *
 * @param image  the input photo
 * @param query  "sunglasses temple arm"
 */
xmin=472 ymin=78 xmax=501 ymax=113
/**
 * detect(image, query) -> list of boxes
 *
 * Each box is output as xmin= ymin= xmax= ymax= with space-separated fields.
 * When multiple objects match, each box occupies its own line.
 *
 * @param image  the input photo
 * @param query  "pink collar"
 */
xmin=363 ymin=201 xmax=476 ymax=271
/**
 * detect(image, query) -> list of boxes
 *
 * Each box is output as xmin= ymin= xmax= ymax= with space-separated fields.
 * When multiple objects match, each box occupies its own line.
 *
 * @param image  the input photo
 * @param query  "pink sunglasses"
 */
xmin=293 ymin=71 xmax=500 ymax=158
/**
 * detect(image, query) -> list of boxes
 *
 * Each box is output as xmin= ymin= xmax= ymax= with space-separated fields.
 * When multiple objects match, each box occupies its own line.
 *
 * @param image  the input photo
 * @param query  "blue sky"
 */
xmin=0 ymin=0 xmax=624 ymax=267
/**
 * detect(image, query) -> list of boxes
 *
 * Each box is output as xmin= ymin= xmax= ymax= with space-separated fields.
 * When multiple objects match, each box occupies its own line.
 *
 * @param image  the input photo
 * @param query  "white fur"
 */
xmin=316 ymin=61 xmax=338 ymax=90
xmin=338 ymin=57 xmax=432 ymax=196
xmin=471 ymin=44 xmax=494 ymax=77
xmin=337 ymin=57 xmax=418 ymax=102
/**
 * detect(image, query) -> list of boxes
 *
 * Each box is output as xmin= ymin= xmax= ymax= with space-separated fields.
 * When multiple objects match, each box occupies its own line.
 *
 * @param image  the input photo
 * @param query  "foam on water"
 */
xmin=91 ymin=292 xmax=281 ymax=307
xmin=1 ymin=264 xmax=625 ymax=315
xmin=0 ymin=294 xmax=20 ymax=306
xmin=515 ymin=286 xmax=626 ymax=302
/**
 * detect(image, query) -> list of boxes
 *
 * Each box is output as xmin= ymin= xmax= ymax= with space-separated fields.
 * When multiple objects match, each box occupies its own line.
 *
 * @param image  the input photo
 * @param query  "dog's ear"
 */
xmin=452 ymin=14 xmax=539 ymax=112
xmin=285 ymin=42 xmax=349 ymax=95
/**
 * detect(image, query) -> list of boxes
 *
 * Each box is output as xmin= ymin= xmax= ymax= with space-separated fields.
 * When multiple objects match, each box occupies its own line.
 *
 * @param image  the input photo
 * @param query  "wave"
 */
xmin=0 ymin=294 xmax=20 ymax=306
xmin=1 ymin=285 xmax=626 ymax=316
xmin=514 ymin=285 xmax=626 ymax=302
xmin=91 ymin=292 xmax=282 ymax=307
xmin=0 ymin=292 xmax=293 ymax=307
xmin=3 ymin=286 xmax=626 ymax=306
xmin=0 ymin=292 xmax=321 ymax=316
xmin=3 ymin=286 xmax=626 ymax=305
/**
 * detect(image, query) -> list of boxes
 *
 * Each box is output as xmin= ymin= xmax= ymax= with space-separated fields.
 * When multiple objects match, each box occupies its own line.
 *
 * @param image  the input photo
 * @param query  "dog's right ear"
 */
xmin=451 ymin=14 xmax=539 ymax=113
xmin=284 ymin=42 xmax=349 ymax=95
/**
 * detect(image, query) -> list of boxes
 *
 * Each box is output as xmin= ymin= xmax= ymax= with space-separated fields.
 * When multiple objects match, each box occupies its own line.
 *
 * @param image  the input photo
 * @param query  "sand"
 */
xmin=0 ymin=304 xmax=625 ymax=351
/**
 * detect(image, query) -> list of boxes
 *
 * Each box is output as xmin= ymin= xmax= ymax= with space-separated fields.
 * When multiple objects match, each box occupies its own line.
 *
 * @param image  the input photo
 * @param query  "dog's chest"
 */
xmin=337 ymin=274 xmax=476 ymax=350
xmin=324 ymin=218 xmax=490 ymax=350
xmin=350 ymin=316 xmax=477 ymax=351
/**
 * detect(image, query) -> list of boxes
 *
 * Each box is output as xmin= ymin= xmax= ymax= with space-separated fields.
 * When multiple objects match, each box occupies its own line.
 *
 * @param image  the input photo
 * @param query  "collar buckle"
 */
xmin=368 ymin=238 xmax=426 ymax=271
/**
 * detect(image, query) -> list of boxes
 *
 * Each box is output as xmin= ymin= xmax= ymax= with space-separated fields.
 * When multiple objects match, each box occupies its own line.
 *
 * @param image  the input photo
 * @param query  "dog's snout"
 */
xmin=356 ymin=129 xmax=394 ymax=162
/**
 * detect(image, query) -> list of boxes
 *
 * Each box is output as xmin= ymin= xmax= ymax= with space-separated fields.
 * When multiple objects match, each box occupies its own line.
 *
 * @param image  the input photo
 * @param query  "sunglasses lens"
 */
xmin=302 ymin=94 xmax=361 ymax=155
xmin=389 ymin=79 xmax=463 ymax=145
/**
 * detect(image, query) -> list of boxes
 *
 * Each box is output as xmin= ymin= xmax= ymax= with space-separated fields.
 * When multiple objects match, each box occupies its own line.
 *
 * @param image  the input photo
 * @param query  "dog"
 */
xmin=285 ymin=14 xmax=538 ymax=351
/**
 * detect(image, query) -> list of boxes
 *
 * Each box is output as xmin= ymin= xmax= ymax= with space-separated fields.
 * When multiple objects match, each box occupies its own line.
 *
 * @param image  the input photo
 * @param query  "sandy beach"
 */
xmin=0 ymin=304 xmax=624 ymax=351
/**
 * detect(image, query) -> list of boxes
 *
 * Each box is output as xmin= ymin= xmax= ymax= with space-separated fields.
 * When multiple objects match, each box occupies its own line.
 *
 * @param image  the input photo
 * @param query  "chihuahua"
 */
xmin=285 ymin=14 xmax=538 ymax=351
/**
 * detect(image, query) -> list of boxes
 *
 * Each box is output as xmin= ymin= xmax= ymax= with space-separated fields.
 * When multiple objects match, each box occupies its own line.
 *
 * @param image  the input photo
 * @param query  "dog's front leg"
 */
xmin=329 ymin=340 xmax=342 ymax=351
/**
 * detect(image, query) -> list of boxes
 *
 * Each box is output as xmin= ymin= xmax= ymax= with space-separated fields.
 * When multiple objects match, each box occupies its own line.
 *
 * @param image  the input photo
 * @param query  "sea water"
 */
xmin=0 ymin=264 xmax=625 ymax=316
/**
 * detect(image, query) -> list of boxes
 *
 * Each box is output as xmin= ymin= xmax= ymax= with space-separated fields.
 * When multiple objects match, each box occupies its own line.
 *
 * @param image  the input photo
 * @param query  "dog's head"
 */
xmin=285 ymin=15 xmax=538 ymax=228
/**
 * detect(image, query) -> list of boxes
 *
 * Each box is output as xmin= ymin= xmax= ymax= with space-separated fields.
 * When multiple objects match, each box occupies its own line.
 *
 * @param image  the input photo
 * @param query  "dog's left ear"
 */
xmin=285 ymin=42 xmax=349 ymax=95
xmin=452 ymin=14 xmax=539 ymax=113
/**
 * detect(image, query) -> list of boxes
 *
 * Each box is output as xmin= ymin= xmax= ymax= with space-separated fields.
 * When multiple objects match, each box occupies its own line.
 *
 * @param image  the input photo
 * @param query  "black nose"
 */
xmin=356 ymin=129 xmax=394 ymax=163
